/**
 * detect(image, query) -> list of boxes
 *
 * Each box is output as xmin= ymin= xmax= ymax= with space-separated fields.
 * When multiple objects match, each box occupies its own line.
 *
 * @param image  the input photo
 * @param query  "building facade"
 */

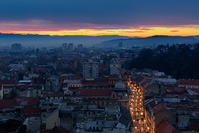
xmin=83 ymin=60 xmax=99 ymax=80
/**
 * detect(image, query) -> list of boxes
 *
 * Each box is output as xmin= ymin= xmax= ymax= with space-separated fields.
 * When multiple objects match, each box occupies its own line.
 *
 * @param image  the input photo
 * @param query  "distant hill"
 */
xmin=0 ymin=33 xmax=129 ymax=48
xmin=98 ymin=35 xmax=199 ymax=48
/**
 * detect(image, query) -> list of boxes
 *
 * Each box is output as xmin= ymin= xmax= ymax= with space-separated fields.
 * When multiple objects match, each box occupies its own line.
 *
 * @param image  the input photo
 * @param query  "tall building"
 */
xmin=62 ymin=43 xmax=68 ymax=51
xmin=68 ymin=43 xmax=73 ymax=51
xmin=83 ymin=59 xmax=98 ymax=80
xmin=77 ymin=44 xmax=83 ymax=50
xmin=46 ymin=76 xmax=60 ymax=91
xmin=110 ymin=58 xmax=121 ymax=75
xmin=11 ymin=43 xmax=22 ymax=52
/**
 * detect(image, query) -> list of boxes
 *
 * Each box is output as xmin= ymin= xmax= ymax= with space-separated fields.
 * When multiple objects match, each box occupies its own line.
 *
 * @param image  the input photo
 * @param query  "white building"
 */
xmin=110 ymin=58 xmax=121 ymax=75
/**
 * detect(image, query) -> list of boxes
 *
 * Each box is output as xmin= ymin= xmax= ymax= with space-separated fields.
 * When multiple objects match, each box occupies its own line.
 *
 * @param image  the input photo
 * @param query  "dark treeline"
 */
xmin=127 ymin=44 xmax=199 ymax=79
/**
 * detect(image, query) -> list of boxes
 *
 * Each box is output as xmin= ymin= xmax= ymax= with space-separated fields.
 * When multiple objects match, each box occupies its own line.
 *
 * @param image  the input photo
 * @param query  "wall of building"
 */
xmin=46 ymin=109 xmax=60 ymax=129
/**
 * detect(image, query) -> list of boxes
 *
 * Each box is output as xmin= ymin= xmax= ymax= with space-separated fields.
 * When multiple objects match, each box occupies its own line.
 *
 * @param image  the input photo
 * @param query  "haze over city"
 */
xmin=0 ymin=1 xmax=199 ymax=133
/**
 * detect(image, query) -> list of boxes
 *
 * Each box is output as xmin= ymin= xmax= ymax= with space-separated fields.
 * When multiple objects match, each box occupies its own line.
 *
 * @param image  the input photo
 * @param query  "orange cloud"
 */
xmin=170 ymin=30 xmax=179 ymax=32
xmin=1 ymin=25 xmax=199 ymax=37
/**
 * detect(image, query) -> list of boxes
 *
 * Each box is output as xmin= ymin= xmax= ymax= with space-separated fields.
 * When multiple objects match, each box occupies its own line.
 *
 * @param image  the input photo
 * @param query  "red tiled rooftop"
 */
xmin=164 ymin=102 xmax=199 ymax=109
xmin=79 ymin=89 xmax=113 ymax=96
xmin=40 ymin=126 xmax=70 ymax=133
xmin=36 ymin=67 xmax=46 ymax=71
xmin=15 ymin=97 xmax=39 ymax=106
xmin=178 ymin=79 xmax=199 ymax=85
xmin=189 ymin=120 xmax=199 ymax=131
xmin=165 ymin=94 xmax=184 ymax=98
xmin=42 ymin=91 xmax=64 ymax=97
xmin=108 ymin=75 xmax=119 ymax=79
xmin=155 ymin=119 xmax=177 ymax=133
xmin=186 ymin=88 xmax=199 ymax=95
xmin=134 ymin=76 xmax=145 ymax=83
xmin=23 ymin=107 xmax=41 ymax=117
xmin=141 ymin=80 xmax=151 ymax=87
xmin=165 ymin=86 xmax=186 ymax=93
xmin=153 ymin=103 xmax=165 ymax=114
xmin=0 ymin=100 xmax=15 ymax=110
xmin=0 ymin=80 xmax=16 ymax=84
xmin=120 ymin=69 xmax=127 ymax=75
xmin=82 ymin=82 xmax=109 ymax=87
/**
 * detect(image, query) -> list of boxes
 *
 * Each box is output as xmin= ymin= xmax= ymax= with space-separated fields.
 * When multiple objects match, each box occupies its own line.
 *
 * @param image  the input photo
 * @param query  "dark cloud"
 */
xmin=0 ymin=0 xmax=199 ymax=27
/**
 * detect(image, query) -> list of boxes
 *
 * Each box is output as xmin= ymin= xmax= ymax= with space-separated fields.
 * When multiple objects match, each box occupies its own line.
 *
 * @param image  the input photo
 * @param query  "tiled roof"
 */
xmin=0 ymin=80 xmax=16 ymax=84
xmin=186 ymin=88 xmax=199 ymax=95
xmin=155 ymin=119 xmax=177 ymax=133
xmin=0 ymin=100 xmax=15 ymax=110
xmin=23 ymin=107 xmax=41 ymax=117
xmin=40 ymin=126 xmax=70 ymax=133
xmin=79 ymin=89 xmax=113 ymax=96
xmin=165 ymin=86 xmax=186 ymax=93
xmin=119 ymin=106 xmax=132 ymax=127
xmin=164 ymin=102 xmax=199 ymax=109
xmin=15 ymin=97 xmax=39 ymax=106
xmin=153 ymin=103 xmax=165 ymax=114
xmin=178 ymin=79 xmax=199 ymax=85
xmin=108 ymin=75 xmax=119 ymax=79
xmin=134 ymin=76 xmax=145 ymax=83
xmin=42 ymin=91 xmax=64 ymax=97
xmin=82 ymin=82 xmax=109 ymax=88
xmin=50 ymin=126 xmax=70 ymax=133
xmin=120 ymin=70 xmax=127 ymax=75
xmin=189 ymin=119 xmax=199 ymax=131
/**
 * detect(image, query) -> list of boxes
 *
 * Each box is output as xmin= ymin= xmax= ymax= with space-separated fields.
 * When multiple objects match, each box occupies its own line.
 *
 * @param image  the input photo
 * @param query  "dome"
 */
xmin=114 ymin=75 xmax=126 ymax=90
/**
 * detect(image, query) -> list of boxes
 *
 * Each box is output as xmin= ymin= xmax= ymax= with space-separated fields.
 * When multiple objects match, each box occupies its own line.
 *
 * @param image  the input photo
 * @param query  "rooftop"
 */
xmin=79 ymin=89 xmax=113 ymax=96
xmin=155 ymin=119 xmax=177 ymax=133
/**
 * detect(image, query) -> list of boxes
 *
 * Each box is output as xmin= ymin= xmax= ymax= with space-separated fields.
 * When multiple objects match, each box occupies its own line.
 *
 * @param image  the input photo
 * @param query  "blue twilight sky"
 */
xmin=0 ymin=0 xmax=199 ymax=36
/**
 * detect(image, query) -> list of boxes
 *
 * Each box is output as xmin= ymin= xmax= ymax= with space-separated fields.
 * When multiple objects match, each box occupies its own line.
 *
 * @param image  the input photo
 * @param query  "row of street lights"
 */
xmin=128 ymin=80 xmax=150 ymax=133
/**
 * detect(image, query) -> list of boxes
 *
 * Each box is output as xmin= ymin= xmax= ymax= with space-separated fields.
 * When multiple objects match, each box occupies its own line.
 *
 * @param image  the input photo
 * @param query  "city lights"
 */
xmin=129 ymin=80 xmax=147 ymax=133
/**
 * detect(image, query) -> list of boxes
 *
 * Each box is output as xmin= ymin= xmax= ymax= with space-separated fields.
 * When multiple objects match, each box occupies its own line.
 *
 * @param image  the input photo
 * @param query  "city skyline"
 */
xmin=0 ymin=0 xmax=199 ymax=37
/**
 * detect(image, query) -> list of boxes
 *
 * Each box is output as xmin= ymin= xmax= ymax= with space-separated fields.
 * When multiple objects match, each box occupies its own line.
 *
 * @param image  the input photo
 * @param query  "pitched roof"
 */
xmin=79 ymin=89 xmax=113 ymax=96
xmin=42 ymin=91 xmax=64 ymax=97
xmin=49 ymin=126 xmax=70 ymax=133
xmin=40 ymin=126 xmax=70 ymax=133
xmin=155 ymin=119 xmax=177 ymax=133
xmin=0 ymin=99 xmax=15 ymax=110
xmin=152 ymin=103 xmax=165 ymax=114
xmin=186 ymin=88 xmax=199 ymax=95
xmin=0 ymin=80 xmax=16 ymax=84
xmin=165 ymin=86 xmax=186 ymax=93
xmin=178 ymin=79 xmax=199 ymax=86
xmin=164 ymin=102 xmax=199 ymax=109
xmin=189 ymin=119 xmax=199 ymax=131
xmin=82 ymin=83 xmax=109 ymax=87
xmin=0 ymin=80 xmax=16 ymax=90
xmin=15 ymin=97 xmax=39 ymax=106
xmin=23 ymin=107 xmax=41 ymax=117
xmin=119 ymin=106 xmax=132 ymax=127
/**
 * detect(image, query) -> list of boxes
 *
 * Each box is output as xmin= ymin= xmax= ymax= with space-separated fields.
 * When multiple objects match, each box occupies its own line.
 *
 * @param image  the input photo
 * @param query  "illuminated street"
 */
xmin=128 ymin=80 xmax=149 ymax=133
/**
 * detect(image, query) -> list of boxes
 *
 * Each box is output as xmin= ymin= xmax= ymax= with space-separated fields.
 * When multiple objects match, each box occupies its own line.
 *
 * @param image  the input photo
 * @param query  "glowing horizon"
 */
xmin=0 ymin=0 xmax=199 ymax=38
xmin=1 ymin=25 xmax=199 ymax=37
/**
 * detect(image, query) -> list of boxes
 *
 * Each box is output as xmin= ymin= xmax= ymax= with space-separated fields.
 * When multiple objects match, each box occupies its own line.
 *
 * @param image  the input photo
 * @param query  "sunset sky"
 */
xmin=0 ymin=0 xmax=199 ymax=37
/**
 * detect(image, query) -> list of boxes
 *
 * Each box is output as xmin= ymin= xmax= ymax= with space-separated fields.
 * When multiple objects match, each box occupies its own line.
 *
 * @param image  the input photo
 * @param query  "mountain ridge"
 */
xmin=0 ymin=33 xmax=199 ymax=48
xmin=0 ymin=33 xmax=129 ymax=47
xmin=98 ymin=35 xmax=199 ymax=48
